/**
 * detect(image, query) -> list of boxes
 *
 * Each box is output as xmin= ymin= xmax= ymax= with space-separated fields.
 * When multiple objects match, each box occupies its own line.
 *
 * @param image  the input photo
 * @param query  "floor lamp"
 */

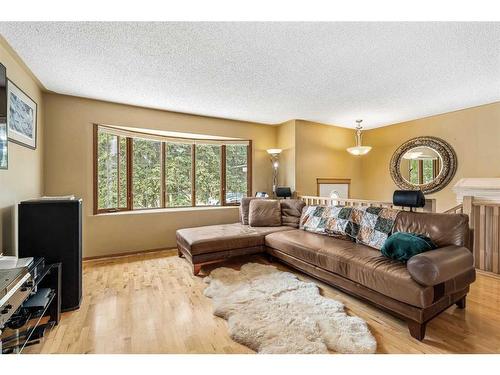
xmin=267 ymin=148 xmax=282 ymax=197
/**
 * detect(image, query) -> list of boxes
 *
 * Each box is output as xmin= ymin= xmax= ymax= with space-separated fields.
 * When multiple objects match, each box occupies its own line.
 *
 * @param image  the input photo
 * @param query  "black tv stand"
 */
xmin=0 ymin=258 xmax=61 ymax=354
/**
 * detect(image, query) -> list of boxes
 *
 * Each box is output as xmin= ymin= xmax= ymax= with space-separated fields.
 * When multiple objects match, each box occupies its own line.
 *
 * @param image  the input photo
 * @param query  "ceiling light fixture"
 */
xmin=347 ymin=119 xmax=372 ymax=156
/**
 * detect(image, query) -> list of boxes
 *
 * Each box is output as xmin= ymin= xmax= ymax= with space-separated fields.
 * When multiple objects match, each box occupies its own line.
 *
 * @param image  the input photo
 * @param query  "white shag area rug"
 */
xmin=203 ymin=263 xmax=377 ymax=354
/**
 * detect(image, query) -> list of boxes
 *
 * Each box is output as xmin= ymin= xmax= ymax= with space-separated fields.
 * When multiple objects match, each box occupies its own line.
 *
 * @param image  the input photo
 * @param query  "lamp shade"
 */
xmin=267 ymin=148 xmax=282 ymax=155
xmin=347 ymin=146 xmax=372 ymax=156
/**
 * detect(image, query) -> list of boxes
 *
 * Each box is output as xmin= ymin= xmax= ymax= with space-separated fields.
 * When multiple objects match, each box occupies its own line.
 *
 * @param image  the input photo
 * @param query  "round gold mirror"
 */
xmin=390 ymin=136 xmax=457 ymax=194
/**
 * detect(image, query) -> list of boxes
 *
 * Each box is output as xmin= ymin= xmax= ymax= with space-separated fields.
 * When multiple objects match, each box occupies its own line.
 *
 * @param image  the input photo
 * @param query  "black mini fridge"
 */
xmin=18 ymin=198 xmax=82 ymax=311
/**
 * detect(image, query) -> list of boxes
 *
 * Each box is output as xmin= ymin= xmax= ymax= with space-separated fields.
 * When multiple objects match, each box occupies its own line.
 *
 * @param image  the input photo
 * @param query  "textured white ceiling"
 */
xmin=1 ymin=22 xmax=499 ymax=128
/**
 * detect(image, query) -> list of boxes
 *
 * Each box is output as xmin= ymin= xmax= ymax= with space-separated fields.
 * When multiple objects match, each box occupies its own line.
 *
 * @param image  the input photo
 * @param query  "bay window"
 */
xmin=94 ymin=124 xmax=251 ymax=214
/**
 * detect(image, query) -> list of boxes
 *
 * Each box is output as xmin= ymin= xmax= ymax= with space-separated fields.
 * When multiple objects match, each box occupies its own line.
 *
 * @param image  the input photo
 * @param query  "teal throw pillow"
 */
xmin=381 ymin=232 xmax=437 ymax=262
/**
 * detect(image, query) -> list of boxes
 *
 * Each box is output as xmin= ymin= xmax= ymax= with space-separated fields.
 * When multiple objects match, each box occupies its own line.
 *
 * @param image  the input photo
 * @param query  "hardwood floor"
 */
xmin=26 ymin=249 xmax=500 ymax=354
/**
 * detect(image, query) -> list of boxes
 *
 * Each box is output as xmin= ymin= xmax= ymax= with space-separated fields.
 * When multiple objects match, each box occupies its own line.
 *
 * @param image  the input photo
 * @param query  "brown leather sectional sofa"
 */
xmin=176 ymin=204 xmax=475 ymax=341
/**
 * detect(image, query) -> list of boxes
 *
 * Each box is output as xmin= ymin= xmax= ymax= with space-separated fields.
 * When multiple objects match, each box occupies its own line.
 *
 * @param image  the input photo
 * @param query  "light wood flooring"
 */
xmin=26 ymin=249 xmax=500 ymax=354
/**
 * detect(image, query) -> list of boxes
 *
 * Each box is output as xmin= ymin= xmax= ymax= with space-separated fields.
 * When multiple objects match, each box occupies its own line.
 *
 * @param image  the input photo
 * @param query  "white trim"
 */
xmin=93 ymin=205 xmax=238 ymax=217
xmin=453 ymin=178 xmax=500 ymax=204
xmin=98 ymin=124 xmax=249 ymax=146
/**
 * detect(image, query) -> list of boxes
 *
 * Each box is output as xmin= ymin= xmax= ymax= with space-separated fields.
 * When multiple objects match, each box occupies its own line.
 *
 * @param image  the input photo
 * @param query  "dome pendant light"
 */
xmin=347 ymin=119 xmax=372 ymax=156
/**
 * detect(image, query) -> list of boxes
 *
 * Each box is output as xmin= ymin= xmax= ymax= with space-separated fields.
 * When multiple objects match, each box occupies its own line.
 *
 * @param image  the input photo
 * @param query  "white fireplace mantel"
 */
xmin=453 ymin=178 xmax=500 ymax=204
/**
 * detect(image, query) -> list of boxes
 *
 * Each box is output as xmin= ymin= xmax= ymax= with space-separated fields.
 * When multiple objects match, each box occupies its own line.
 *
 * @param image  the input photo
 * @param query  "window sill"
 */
xmin=93 ymin=205 xmax=239 ymax=217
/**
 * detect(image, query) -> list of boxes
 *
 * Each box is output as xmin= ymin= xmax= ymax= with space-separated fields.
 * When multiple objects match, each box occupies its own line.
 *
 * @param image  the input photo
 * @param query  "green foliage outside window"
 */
xmin=422 ymin=159 xmax=434 ymax=184
xmin=408 ymin=159 xmax=436 ymax=185
xmin=118 ymin=137 xmax=127 ymax=207
xmin=97 ymin=132 xmax=118 ymax=209
xmin=97 ymin=132 xmax=128 ymax=210
xmin=409 ymin=159 xmax=419 ymax=185
xmin=226 ymin=144 xmax=248 ymax=203
xmin=166 ymin=143 xmax=192 ymax=207
xmin=195 ymin=144 xmax=221 ymax=205
xmin=133 ymin=138 xmax=161 ymax=209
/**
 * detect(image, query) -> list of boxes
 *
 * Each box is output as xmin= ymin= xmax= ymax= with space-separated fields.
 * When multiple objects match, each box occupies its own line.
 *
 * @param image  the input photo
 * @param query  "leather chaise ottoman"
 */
xmin=176 ymin=223 xmax=294 ymax=275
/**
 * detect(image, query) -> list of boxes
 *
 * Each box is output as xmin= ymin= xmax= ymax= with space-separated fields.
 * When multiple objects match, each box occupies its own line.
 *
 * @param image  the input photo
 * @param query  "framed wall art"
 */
xmin=7 ymin=79 xmax=37 ymax=149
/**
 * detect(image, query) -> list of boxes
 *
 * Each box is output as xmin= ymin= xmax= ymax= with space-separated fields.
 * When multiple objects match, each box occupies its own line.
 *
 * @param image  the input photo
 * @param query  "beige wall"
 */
xmin=274 ymin=120 xmax=364 ymax=198
xmin=361 ymin=102 xmax=500 ymax=212
xmin=0 ymin=38 xmax=44 ymax=255
xmin=294 ymin=120 xmax=363 ymax=198
xmin=43 ymin=93 xmax=277 ymax=257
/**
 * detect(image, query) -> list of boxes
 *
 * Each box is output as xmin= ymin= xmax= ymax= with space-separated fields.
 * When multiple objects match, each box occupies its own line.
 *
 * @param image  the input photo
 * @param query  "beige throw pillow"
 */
xmin=248 ymin=199 xmax=282 ymax=227
xmin=280 ymin=199 xmax=306 ymax=228
xmin=240 ymin=197 xmax=262 ymax=224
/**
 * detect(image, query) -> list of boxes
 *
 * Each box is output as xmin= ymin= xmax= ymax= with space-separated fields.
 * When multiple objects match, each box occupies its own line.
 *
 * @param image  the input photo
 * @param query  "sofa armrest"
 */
xmin=407 ymin=245 xmax=474 ymax=286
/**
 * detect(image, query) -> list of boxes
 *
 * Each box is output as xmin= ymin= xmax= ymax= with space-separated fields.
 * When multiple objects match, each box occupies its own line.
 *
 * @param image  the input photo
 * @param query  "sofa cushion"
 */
xmin=248 ymin=199 xmax=282 ymax=227
xmin=280 ymin=199 xmax=306 ymax=228
xmin=176 ymin=223 xmax=292 ymax=256
xmin=393 ymin=211 xmax=469 ymax=248
xmin=265 ymin=229 xmax=434 ymax=308
xmin=240 ymin=197 xmax=262 ymax=225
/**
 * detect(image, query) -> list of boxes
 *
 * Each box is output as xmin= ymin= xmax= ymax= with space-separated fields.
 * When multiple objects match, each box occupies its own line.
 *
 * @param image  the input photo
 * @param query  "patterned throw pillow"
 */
xmin=351 ymin=206 xmax=400 ymax=250
xmin=300 ymin=205 xmax=327 ymax=234
xmin=300 ymin=205 xmax=353 ymax=237
xmin=300 ymin=205 xmax=400 ymax=248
